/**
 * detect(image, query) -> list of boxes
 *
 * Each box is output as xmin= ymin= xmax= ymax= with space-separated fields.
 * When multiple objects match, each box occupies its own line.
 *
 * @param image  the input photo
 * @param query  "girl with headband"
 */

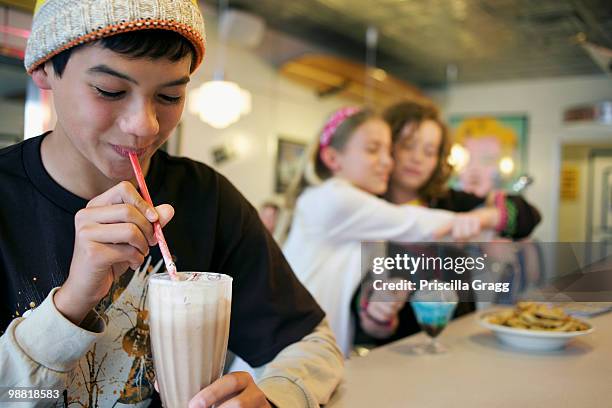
xmin=280 ymin=107 xmax=502 ymax=355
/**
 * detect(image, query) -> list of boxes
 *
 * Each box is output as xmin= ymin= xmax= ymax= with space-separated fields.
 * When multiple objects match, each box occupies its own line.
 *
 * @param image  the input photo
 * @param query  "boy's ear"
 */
xmin=30 ymin=64 xmax=53 ymax=90
xmin=320 ymin=147 xmax=342 ymax=172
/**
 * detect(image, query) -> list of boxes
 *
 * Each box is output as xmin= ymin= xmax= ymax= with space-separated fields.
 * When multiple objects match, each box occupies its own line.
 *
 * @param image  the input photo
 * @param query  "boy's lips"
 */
xmin=110 ymin=144 xmax=149 ymax=158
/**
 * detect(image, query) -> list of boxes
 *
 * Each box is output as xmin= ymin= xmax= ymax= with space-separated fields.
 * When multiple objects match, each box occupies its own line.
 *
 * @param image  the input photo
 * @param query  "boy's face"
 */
xmin=38 ymin=43 xmax=191 ymax=181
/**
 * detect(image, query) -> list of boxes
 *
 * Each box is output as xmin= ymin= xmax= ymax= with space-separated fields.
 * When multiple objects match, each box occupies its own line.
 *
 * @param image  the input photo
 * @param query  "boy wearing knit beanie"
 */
xmin=0 ymin=1 xmax=342 ymax=407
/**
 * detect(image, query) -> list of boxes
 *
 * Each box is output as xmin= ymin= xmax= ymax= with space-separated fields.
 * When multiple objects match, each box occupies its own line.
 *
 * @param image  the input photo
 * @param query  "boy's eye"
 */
xmin=158 ymin=94 xmax=182 ymax=104
xmin=94 ymin=87 xmax=125 ymax=99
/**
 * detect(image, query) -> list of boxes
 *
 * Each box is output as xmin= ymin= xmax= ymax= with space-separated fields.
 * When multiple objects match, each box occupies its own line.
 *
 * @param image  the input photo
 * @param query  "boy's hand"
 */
xmin=54 ymin=181 xmax=174 ymax=325
xmin=189 ymin=372 xmax=272 ymax=408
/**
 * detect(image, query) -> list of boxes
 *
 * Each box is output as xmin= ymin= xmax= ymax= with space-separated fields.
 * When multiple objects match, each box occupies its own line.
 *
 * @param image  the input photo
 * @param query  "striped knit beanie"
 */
xmin=25 ymin=0 xmax=206 ymax=73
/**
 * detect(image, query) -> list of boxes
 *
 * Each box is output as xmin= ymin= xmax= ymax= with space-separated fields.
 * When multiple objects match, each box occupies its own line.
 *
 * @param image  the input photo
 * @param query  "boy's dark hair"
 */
xmin=51 ymin=30 xmax=196 ymax=77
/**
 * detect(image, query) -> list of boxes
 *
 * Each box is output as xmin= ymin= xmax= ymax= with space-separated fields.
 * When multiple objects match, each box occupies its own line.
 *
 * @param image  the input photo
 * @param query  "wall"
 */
xmin=180 ymin=6 xmax=350 ymax=209
xmin=0 ymin=99 xmax=24 ymax=137
xmin=558 ymin=146 xmax=591 ymax=241
xmin=428 ymin=75 xmax=612 ymax=241
xmin=559 ymin=144 xmax=612 ymax=242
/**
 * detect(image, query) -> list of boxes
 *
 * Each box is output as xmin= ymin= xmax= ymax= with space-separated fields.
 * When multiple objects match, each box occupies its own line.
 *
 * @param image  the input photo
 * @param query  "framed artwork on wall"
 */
xmin=275 ymin=137 xmax=307 ymax=194
xmin=448 ymin=114 xmax=528 ymax=196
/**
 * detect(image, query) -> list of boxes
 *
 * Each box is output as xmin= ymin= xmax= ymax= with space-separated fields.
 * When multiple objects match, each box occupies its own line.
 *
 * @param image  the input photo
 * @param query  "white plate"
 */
xmin=478 ymin=311 xmax=594 ymax=351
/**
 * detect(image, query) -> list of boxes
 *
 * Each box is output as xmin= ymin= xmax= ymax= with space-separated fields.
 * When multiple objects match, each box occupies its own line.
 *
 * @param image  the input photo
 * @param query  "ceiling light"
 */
xmin=188 ymin=0 xmax=254 ymax=129
xmin=189 ymin=81 xmax=251 ymax=129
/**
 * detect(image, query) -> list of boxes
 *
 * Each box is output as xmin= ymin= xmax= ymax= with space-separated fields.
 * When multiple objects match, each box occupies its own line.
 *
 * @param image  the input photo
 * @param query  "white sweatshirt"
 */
xmin=283 ymin=178 xmax=455 ymax=355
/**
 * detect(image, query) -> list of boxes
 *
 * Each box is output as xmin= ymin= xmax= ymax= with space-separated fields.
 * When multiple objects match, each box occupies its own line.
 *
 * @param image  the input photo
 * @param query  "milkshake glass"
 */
xmin=147 ymin=272 xmax=232 ymax=408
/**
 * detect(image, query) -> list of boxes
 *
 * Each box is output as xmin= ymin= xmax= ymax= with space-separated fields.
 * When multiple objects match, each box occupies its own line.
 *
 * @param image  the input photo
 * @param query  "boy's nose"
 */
xmin=119 ymin=101 xmax=160 ymax=138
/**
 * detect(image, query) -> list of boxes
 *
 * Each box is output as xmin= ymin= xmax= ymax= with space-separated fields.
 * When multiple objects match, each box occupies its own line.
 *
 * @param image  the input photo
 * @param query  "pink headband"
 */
xmin=319 ymin=107 xmax=362 ymax=149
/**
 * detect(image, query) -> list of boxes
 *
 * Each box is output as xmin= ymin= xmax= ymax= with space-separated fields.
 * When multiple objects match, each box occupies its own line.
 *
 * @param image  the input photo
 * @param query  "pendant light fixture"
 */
xmin=188 ymin=0 xmax=252 ymax=129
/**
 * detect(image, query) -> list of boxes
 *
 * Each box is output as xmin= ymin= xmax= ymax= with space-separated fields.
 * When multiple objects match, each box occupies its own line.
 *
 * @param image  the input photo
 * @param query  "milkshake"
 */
xmin=147 ymin=272 xmax=232 ymax=408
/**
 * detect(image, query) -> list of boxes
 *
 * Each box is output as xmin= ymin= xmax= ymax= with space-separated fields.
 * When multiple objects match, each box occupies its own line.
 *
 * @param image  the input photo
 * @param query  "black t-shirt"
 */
xmin=0 ymin=134 xmax=323 ymax=406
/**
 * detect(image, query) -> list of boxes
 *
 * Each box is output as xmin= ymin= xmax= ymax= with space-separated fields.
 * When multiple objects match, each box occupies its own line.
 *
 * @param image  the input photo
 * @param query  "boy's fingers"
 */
xmin=189 ymin=372 xmax=251 ymax=408
xmin=87 ymin=243 xmax=147 ymax=273
xmin=87 ymin=181 xmax=158 ymax=222
xmin=87 ymin=181 xmax=137 ymax=206
xmin=155 ymin=204 xmax=175 ymax=228
xmin=103 ymin=244 xmax=147 ymax=271
xmin=78 ymin=204 xmax=156 ymax=246
xmin=80 ymin=223 xmax=150 ymax=256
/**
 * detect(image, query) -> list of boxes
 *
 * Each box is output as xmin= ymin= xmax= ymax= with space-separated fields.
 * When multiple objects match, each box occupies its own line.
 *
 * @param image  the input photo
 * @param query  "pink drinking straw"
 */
xmin=128 ymin=152 xmax=178 ymax=280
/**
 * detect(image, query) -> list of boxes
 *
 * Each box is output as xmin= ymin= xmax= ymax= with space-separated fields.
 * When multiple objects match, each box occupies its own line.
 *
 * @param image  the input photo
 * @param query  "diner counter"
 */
xmin=326 ymin=310 xmax=612 ymax=407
